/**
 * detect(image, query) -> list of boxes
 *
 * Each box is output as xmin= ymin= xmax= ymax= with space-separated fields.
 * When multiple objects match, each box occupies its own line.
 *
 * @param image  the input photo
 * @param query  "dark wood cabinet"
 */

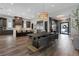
xmin=3 ymin=19 xmax=7 ymax=29
xmin=26 ymin=21 xmax=31 ymax=28
xmin=32 ymin=23 xmax=33 ymax=29
xmin=0 ymin=17 xmax=7 ymax=31
xmin=0 ymin=19 xmax=3 ymax=31
xmin=13 ymin=16 xmax=23 ymax=28
xmin=0 ymin=17 xmax=13 ymax=35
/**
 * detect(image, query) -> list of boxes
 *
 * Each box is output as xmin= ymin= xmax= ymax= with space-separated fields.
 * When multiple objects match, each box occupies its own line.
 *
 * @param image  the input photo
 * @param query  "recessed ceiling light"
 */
xmin=7 ymin=13 xmax=10 ymax=15
xmin=22 ymin=12 xmax=26 ymax=16
xmin=27 ymin=8 xmax=31 ymax=12
xmin=7 ymin=9 xmax=12 ymax=12
xmin=51 ymin=5 xmax=55 ymax=7
xmin=10 ymin=3 xmax=14 ymax=5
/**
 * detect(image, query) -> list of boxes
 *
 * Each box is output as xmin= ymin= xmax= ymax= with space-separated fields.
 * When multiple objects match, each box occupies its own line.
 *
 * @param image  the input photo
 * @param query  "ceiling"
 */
xmin=0 ymin=3 xmax=78 ymax=19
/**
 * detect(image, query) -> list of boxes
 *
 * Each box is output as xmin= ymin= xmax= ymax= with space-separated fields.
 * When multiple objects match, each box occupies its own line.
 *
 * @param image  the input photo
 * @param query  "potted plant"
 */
xmin=71 ymin=8 xmax=79 ymax=36
xmin=71 ymin=8 xmax=79 ymax=50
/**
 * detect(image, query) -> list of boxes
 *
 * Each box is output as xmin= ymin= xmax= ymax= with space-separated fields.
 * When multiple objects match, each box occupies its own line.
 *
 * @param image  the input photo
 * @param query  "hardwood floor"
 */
xmin=0 ymin=35 xmax=31 ymax=56
xmin=0 ymin=35 xmax=79 ymax=56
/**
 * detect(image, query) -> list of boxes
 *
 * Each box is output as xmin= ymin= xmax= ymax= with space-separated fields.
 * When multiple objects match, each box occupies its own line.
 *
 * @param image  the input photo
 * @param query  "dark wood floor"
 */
xmin=0 ymin=35 xmax=79 ymax=56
